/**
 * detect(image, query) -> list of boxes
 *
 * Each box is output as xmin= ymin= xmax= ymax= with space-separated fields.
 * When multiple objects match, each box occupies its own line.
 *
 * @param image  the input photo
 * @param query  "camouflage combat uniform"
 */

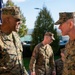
xmin=29 ymin=43 xmax=56 ymax=75
xmin=0 ymin=31 xmax=28 ymax=75
xmin=62 ymin=40 xmax=75 ymax=75
xmin=54 ymin=11 xmax=75 ymax=75
xmin=55 ymin=58 xmax=63 ymax=75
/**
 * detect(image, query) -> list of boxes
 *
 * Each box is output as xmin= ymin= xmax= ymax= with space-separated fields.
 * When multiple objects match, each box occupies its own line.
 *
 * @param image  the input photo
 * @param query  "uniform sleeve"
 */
xmin=49 ymin=50 xmax=56 ymax=72
xmin=66 ymin=49 xmax=75 ymax=71
xmin=0 ymin=37 xmax=4 ymax=48
xmin=29 ymin=45 xmax=39 ymax=72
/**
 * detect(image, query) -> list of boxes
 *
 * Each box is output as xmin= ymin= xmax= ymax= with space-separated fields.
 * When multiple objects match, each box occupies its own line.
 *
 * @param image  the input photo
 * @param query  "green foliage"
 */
xmin=6 ymin=0 xmax=14 ymax=6
xmin=5 ymin=0 xmax=28 ymax=37
xmin=18 ymin=13 xmax=28 ymax=37
xmin=31 ymin=7 xmax=60 ymax=55
xmin=18 ymin=24 xmax=28 ymax=37
xmin=50 ymin=28 xmax=60 ymax=54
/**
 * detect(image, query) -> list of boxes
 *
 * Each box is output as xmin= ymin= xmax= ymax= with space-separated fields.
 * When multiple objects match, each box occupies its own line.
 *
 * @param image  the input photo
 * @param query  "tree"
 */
xmin=18 ymin=12 xmax=28 ymax=37
xmin=6 ymin=0 xmax=14 ymax=6
xmin=5 ymin=0 xmax=28 ymax=37
xmin=31 ymin=7 xmax=59 ymax=55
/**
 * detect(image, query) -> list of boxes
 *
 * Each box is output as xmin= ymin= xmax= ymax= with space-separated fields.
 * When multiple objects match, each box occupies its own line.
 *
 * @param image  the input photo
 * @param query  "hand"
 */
xmin=61 ymin=53 xmax=65 ymax=61
xmin=31 ymin=72 xmax=36 ymax=75
xmin=52 ymin=71 xmax=56 ymax=75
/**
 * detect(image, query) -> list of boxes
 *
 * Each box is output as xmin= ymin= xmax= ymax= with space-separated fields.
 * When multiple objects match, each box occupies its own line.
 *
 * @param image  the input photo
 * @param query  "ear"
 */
xmin=4 ymin=17 xmax=10 ymax=24
xmin=69 ymin=21 xmax=74 ymax=29
xmin=2 ymin=15 xmax=10 ymax=24
xmin=6 ymin=15 xmax=14 ymax=23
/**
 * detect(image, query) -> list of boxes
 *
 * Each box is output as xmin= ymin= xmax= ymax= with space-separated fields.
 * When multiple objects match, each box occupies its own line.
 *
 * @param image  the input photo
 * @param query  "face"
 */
xmin=44 ymin=35 xmax=53 ymax=44
xmin=15 ymin=19 xmax=21 ymax=32
xmin=61 ymin=52 xmax=65 ymax=61
xmin=2 ymin=15 xmax=21 ymax=34
xmin=59 ymin=20 xmax=71 ymax=36
xmin=9 ymin=17 xmax=21 ymax=32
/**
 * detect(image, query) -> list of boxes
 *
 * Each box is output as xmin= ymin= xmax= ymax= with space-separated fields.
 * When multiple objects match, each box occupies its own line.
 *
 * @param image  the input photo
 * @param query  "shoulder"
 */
xmin=12 ymin=31 xmax=20 ymax=39
xmin=35 ymin=43 xmax=42 ymax=48
xmin=47 ymin=44 xmax=52 ymax=48
xmin=12 ymin=31 xmax=19 ymax=36
xmin=47 ymin=44 xmax=53 ymax=52
xmin=33 ymin=43 xmax=43 ymax=52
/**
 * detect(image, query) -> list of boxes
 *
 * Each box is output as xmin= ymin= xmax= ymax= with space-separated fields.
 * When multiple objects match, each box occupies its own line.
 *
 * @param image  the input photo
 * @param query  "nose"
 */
xmin=17 ymin=22 xmax=20 ymax=25
xmin=59 ymin=25 xmax=61 ymax=29
xmin=17 ymin=21 xmax=22 ymax=25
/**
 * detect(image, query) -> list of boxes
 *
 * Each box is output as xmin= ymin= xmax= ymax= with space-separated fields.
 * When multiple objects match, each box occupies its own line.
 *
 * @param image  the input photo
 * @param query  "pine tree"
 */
xmin=31 ymin=7 xmax=59 ymax=54
xmin=5 ymin=0 xmax=28 ymax=37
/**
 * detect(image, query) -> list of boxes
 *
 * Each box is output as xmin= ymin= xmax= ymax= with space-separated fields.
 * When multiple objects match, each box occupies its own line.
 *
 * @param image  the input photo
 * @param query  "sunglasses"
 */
xmin=16 ymin=18 xmax=21 ymax=22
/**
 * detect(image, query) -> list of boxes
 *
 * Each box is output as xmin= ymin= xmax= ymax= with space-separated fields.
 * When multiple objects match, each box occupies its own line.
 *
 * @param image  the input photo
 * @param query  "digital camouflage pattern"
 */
xmin=62 ymin=40 xmax=75 ymax=75
xmin=29 ymin=43 xmax=56 ymax=75
xmin=55 ymin=12 xmax=74 ymax=25
xmin=55 ymin=58 xmax=63 ymax=75
xmin=0 ymin=31 xmax=28 ymax=75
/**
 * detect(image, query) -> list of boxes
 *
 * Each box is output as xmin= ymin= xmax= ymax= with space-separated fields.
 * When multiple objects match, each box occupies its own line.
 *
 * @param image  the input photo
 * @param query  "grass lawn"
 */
xmin=23 ymin=57 xmax=30 ymax=71
xmin=23 ymin=55 xmax=60 ymax=71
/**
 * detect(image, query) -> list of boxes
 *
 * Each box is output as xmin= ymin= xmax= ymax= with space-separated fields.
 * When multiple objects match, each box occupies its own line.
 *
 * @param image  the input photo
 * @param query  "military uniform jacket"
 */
xmin=0 ymin=31 xmax=28 ymax=75
xmin=29 ymin=43 xmax=55 ymax=75
xmin=62 ymin=40 xmax=75 ymax=75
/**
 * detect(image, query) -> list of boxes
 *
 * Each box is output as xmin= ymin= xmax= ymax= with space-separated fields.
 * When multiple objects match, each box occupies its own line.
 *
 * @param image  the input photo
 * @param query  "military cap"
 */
xmin=55 ymin=12 xmax=75 ymax=25
xmin=2 ymin=6 xmax=21 ymax=20
xmin=45 ymin=32 xmax=55 ymax=40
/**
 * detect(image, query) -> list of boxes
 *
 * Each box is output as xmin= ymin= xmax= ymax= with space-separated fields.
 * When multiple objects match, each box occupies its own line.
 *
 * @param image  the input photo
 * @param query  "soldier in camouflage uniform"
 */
xmin=0 ymin=6 xmax=28 ymax=75
xmin=29 ymin=32 xmax=56 ymax=75
xmin=55 ymin=12 xmax=75 ymax=75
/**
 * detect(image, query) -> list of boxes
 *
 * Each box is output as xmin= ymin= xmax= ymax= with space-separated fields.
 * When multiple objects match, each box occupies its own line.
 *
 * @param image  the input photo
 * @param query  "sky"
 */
xmin=4 ymin=0 xmax=75 ymax=29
